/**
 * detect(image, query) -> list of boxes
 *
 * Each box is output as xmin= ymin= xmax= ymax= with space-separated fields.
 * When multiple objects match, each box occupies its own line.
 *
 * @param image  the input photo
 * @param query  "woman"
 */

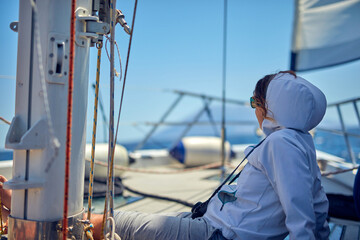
xmin=100 ymin=70 xmax=329 ymax=240
xmin=202 ymin=71 xmax=330 ymax=239
xmin=1 ymin=71 xmax=330 ymax=240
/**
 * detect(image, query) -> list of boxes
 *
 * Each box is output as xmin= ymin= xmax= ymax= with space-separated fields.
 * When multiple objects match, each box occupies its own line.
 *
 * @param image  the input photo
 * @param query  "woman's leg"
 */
xmin=113 ymin=211 xmax=216 ymax=240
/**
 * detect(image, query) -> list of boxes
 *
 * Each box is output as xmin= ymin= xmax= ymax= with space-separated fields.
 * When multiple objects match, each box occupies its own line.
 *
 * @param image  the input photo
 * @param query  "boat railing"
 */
xmin=316 ymin=97 xmax=360 ymax=166
xmin=133 ymin=89 xmax=253 ymax=151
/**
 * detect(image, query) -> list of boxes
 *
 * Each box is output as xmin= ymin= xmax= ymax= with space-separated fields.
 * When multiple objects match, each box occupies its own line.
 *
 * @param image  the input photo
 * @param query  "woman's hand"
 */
xmin=0 ymin=175 xmax=11 ymax=210
xmin=0 ymin=175 xmax=11 ymax=231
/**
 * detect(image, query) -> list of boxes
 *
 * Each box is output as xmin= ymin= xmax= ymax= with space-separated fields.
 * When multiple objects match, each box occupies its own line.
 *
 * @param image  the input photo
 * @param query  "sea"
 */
xmin=1 ymin=129 xmax=359 ymax=164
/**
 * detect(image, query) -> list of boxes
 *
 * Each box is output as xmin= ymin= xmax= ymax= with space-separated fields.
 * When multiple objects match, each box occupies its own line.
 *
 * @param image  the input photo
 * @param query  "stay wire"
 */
xmin=102 ymin=0 xmax=117 ymax=237
xmin=102 ymin=0 xmax=139 ymax=235
xmin=112 ymin=0 xmax=139 ymax=209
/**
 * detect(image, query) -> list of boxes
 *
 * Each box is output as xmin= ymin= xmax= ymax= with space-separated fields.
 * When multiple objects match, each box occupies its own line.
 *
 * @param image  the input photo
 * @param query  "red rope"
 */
xmin=63 ymin=0 xmax=76 ymax=239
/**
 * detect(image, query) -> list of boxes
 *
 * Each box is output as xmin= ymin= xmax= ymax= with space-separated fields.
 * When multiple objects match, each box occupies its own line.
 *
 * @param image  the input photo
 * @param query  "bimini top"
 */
xmin=262 ymin=72 xmax=327 ymax=136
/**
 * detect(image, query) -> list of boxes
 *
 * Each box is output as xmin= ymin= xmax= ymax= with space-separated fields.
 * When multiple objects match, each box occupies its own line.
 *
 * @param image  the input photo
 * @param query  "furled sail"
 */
xmin=290 ymin=0 xmax=360 ymax=71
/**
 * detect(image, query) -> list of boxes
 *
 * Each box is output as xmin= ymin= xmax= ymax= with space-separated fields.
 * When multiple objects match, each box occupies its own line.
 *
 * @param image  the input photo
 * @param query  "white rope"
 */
xmin=104 ymin=35 xmax=123 ymax=81
xmin=105 ymin=217 xmax=122 ymax=240
xmin=85 ymin=157 xmax=235 ymax=174
xmin=29 ymin=0 xmax=60 ymax=173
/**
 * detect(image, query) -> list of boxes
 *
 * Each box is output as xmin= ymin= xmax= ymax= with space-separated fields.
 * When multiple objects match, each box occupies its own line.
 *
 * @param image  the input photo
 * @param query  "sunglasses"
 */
xmin=250 ymin=97 xmax=260 ymax=108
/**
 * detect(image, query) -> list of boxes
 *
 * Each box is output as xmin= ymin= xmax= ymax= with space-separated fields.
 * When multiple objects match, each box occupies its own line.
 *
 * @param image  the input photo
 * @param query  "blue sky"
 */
xmin=1 ymin=0 xmax=360 ymax=147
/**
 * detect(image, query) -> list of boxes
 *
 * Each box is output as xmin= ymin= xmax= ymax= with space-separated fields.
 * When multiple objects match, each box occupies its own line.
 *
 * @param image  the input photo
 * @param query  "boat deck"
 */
xmin=118 ymin=156 xmax=222 ymax=213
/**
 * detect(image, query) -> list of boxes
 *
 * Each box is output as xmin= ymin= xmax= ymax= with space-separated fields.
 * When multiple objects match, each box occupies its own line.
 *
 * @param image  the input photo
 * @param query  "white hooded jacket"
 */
xmin=203 ymin=73 xmax=330 ymax=240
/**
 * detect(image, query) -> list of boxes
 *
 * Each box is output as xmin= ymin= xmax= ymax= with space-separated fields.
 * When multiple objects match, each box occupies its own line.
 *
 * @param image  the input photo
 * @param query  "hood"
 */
xmin=262 ymin=73 xmax=326 ymax=136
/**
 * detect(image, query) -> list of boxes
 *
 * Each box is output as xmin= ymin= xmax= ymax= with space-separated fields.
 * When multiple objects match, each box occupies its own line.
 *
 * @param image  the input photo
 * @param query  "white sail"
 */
xmin=291 ymin=0 xmax=360 ymax=71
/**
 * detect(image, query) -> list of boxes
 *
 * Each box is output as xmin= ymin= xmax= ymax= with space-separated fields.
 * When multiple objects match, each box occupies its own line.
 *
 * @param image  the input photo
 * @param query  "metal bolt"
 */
xmin=56 ymin=223 xmax=62 ymax=232
xmin=50 ymin=37 xmax=55 ymax=42
xmin=64 ymin=55 xmax=68 ymax=59
xmin=49 ymin=70 xmax=54 ymax=75
xmin=49 ymin=53 xmax=54 ymax=58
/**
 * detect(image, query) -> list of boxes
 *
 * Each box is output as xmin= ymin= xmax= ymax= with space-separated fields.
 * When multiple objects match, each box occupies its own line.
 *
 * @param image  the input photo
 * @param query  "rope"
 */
xmin=0 ymin=190 xmax=3 ymax=236
xmin=79 ymin=219 xmax=95 ymax=240
xmin=104 ymin=35 xmax=122 ymax=80
xmin=85 ymin=157 xmax=232 ymax=174
xmin=0 ymin=117 xmax=10 ymax=125
xmin=87 ymin=42 xmax=103 ymax=221
xmin=102 ymin=0 xmax=139 ymax=237
xmin=63 ymin=0 xmax=77 ymax=238
xmin=123 ymin=184 xmax=194 ymax=208
xmin=84 ymin=223 xmax=94 ymax=240
xmin=102 ymin=0 xmax=117 ymax=237
xmin=321 ymin=165 xmax=359 ymax=177
xmin=105 ymin=217 xmax=122 ymax=240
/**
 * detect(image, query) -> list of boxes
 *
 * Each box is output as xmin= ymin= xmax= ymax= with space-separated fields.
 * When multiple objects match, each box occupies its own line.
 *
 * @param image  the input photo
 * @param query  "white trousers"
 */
xmin=113 ymin=211 xmax=227 ymax=240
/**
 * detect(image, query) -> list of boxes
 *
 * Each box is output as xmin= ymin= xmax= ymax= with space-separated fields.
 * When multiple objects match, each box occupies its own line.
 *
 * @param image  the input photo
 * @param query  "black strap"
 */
xmin=207 ymin=137 xmax=267 ymax=201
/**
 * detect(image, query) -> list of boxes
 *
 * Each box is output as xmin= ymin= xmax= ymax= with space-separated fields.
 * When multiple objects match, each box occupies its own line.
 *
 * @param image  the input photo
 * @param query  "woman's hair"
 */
xmin=253 ymin=70 xmax=296 ymax=119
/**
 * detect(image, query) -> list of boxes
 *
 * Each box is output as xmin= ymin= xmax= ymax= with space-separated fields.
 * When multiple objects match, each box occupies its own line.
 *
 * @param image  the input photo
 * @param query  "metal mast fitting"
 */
xmin=116 ymin=9 xmax=131 ymax=35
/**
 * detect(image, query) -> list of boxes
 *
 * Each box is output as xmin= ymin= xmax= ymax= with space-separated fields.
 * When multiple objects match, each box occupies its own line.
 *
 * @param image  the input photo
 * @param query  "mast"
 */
xmin=4 ymin=0 xmax=109 ymax=238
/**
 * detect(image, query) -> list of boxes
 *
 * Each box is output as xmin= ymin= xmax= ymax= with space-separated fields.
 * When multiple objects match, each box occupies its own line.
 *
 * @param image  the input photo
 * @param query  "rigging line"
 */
xmin=92 ymin=83 xmax=108 ymax=142
xmin=87 ymin=43 xmax=103 ymax=221
xmin=321 ymin=165 xmax=359 ymax=177
xmin=104 ymin=35 xmax=123 ymax=80
xmin=220 ymin=0 xmax=228 ymax=181
xmin=102 ymin=0 xmax=117 ymax=237
xmin=113 ymin=0 xmax=138 ymax=214
xmin=105 ymin=0 xmax=139 ymax=234
xmin=0 ymin=190 xmax=3 ymax=235
xmin=123 ymin=184 xmax=195 ymax=208
xmin=131 ymin=124 xmax=168 ymax=149
xmin=108 ymin=0 xmax=117 ymax=224
xmin=86 ymin=158 xmax=233 ymax=174
xmin=102 ymin=0 xmax=138 ymax=236
xmin=63 ymin=0 xmax=77 ymax=238
xmin=0 ymin=117 xmax=10 ymax=125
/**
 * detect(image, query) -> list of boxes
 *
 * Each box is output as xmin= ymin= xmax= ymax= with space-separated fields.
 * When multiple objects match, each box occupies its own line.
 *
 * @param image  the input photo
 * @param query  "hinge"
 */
xmin=75 ymin=7 xmax=110 ymax=47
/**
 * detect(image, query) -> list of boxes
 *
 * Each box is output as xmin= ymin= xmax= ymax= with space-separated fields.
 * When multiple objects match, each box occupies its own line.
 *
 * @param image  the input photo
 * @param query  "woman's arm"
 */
xmin=261 ymin=137 xmax=317 ymax=240
xmin=90 ymin=213 xmax=105 ymax=240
